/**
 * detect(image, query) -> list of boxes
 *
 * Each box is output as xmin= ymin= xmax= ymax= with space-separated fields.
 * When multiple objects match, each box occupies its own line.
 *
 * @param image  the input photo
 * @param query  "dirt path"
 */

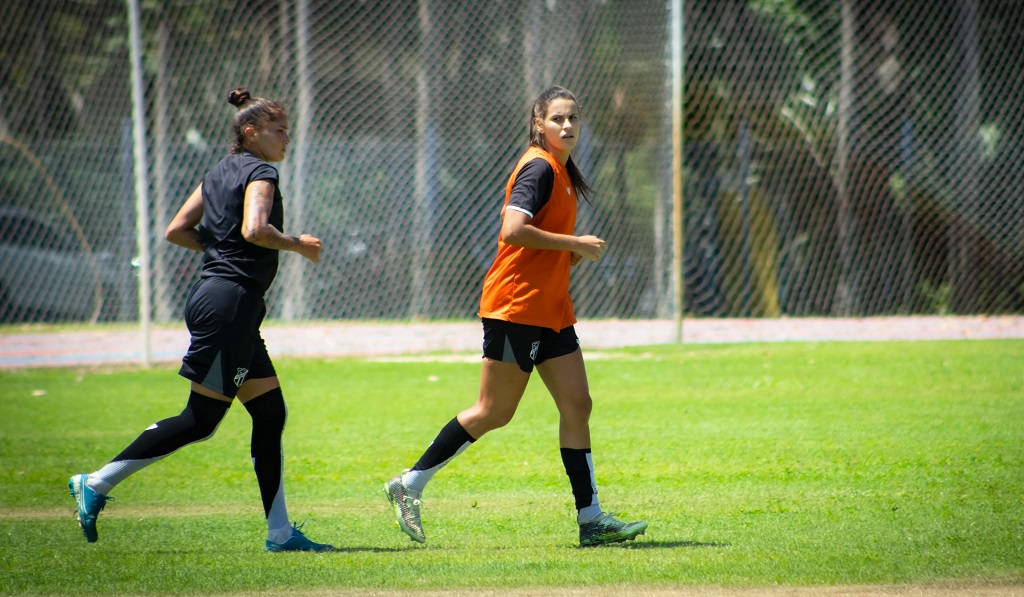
xmin=2 ymin=315 xmax=1022 ymax=369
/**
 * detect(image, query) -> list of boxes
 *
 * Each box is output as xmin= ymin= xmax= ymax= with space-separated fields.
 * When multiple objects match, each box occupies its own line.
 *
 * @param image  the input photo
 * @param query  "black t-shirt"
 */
xmin=506 ymin=158 xmax=555 ymax=218
xmin=197 ymin=152 xmax=283 ymax=293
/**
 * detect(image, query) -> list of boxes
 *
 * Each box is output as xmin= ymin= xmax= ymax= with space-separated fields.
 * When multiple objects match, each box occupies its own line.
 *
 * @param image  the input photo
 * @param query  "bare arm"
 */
xmin=500 ymin=208 xmax=606 ymax=263
xmin=165 ymin=183 xmax=205 ymax=252
xmin=241 ymin=180 xmax=322 ymax=262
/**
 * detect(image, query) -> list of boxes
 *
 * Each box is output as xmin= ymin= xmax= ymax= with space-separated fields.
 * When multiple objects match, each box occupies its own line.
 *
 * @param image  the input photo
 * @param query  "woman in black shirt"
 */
xmin=68 ymin=88 xmax=333 ymax=552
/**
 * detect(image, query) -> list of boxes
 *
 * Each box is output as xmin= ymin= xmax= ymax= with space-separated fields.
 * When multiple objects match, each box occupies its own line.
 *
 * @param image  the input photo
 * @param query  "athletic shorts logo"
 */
xmin=529 ymin=340 xmax=540 ymax=362
xmin=234 ymin=367 xmax=249 ymax=388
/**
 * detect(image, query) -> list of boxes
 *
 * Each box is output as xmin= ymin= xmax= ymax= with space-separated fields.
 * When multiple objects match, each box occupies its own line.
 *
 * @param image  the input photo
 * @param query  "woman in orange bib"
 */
xmin=384 ymin=86 xmax=648 ymax=547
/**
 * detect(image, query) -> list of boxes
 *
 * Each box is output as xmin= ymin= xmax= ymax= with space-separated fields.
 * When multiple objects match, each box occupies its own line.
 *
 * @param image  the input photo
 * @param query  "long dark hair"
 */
xmin=529 ymin=86 xmax=595 ymax=203
xmin=226 ymin=88 xmax=286 ymax=154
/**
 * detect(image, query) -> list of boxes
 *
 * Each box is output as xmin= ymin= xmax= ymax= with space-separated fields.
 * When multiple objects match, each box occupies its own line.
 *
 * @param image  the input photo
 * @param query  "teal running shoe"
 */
xmin=578 ymin=512 xmax=648 ymax=547
xmin=68 ymin=473 xmax=109 ymax=543
xmin=383 ymin=476 xmax=425 ymax=543
xmin=264 ymin=521 xmax=336 ymax=552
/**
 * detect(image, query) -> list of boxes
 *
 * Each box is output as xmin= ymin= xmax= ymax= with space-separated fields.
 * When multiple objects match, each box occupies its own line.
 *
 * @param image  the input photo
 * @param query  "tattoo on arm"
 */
xmin=243 ymin=182 xmax=297 ymax=250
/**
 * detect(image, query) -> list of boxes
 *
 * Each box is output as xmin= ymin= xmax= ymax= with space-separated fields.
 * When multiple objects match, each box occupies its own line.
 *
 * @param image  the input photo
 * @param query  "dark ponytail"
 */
xmin=227 ymin=87 xmax=285 ymax=154
xmin=528 ymin=86 xmax=595 ymax=203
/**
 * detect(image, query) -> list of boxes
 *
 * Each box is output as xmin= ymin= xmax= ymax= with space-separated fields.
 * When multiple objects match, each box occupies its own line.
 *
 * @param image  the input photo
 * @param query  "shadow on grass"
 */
xmin=326 ymin=547 xmax=409 ymax=553
xmin=400 ymin=540 xmax=732 ymax=551
xmin=123 ymin=546 xmax=411 ymax=555
xmin=595 ymin=540 xmax=729 ymax=549
xmin=121 ymin=541 xmax=724 ymax=554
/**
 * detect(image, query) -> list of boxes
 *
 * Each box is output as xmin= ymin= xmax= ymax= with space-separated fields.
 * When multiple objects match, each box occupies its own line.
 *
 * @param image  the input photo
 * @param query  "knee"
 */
xmin=464 ymin=404 xmax=516 ymax=434
xmin=191 ymin=416 xmax=223 ymax=440
xmin=563 ymin=393 xmax=593 ymax=422
xmin=184 ymin=391 xmax=230 ymax=440
xmin=243 ymin=388 xmax=287 ymax=433
xmin=487 ymin=409 xmax=516 ymax=430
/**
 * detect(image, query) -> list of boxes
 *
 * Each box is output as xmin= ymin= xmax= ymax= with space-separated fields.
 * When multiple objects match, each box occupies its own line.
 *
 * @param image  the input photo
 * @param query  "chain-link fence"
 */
xmin=684 ymin=0 xmax=1024 ymax=317
xmin=1 ymin=0 xmax=1021 ymax=325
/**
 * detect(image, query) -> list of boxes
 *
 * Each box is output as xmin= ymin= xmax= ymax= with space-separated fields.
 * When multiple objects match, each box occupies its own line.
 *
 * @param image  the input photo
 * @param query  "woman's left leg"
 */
xmin=536 ymin=349 xmax=599 ymax=519
xmin=537 ymin=349 xmax=649 ymax=546
xmin=238 ymin=376 xmax=334 ymax=552
xmin=237 ymin=377 xmax=288 ymax=541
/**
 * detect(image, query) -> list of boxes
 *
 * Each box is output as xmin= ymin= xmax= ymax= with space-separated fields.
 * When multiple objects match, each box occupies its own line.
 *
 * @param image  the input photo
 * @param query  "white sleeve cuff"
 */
xmin=505 ymin=205 xmax=534 ymax=218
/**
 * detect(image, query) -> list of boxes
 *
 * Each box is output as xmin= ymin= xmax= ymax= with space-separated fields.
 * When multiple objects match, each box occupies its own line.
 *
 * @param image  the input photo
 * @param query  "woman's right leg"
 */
xmin=458 ymin=358 xmax=531 ymax=437
xmin=410 ymin=357 xmax=530 ymax=489
xmin=385 ymin=358 xmax=530 ymax=543
xmin=69 ymin=278 xmax=243 ymax=543
xmin=68 ymin=382 xmax=231 ymax=542
xmin=88 ymin=383 xmax=231 ymax=494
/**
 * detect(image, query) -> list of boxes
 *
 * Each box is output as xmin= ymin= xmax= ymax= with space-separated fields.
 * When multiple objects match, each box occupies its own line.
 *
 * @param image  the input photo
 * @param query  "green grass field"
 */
xmin=1 ymin=340 xmax=1022 ymax=595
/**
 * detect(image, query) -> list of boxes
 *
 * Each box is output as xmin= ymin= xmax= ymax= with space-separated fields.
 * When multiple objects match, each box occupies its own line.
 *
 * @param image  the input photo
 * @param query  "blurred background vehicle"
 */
xmin=0 ymin=207 xmax=129 ymax=323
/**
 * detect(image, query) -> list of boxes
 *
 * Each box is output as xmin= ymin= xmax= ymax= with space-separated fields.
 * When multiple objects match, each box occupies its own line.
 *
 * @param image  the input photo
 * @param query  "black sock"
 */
xmin=560 ymin=447 xmax=595 ymax=511
xmin=243 ymin=388 xmax=287 ymax=519
xmin=412 ymin=417 xmax=476 ymax=471
xmin=110 ymin=391 xmax=229 ymax=462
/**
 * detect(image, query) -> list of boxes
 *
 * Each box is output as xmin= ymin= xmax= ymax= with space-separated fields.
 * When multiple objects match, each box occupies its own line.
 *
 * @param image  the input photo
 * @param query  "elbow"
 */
xmin=241 ymin=224 xmax=261 ymax=244
xmin=501 ymin=226 xmax=524 ymax=247
xmin=164 ymin=226 xmax=182 ymax=244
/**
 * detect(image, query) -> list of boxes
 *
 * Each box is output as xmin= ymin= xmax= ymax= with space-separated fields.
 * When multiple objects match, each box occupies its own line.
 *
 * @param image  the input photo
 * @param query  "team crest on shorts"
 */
xmin=234 ymin=367 xmax=249 ymax=387
xmin=530 ymin=340 xmax=540 ymax=362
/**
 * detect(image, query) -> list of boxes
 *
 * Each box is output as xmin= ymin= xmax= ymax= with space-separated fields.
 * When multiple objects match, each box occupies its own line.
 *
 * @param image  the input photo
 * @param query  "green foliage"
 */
xmin=1 ymin=340 xmax=1022 ymax=594
xmin=919 ymin=281 xmax=952 ymax=315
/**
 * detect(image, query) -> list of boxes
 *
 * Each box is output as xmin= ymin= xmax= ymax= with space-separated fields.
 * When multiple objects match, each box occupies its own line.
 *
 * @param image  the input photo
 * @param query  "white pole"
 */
xmin=670 ymin=0 xmax=684 ymax=343
xmin=837 ymin=0 xmax=854 ymax=316
xmin=282 ymin=0 xmax=312 ymax=320
xmin=127 ymin=0 xmax=152 ymax=366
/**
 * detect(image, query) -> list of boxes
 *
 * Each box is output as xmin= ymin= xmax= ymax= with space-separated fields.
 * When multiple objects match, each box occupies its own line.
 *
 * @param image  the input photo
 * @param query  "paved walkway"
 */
xmin=1 ymin=315 xmax=1022 ymax=369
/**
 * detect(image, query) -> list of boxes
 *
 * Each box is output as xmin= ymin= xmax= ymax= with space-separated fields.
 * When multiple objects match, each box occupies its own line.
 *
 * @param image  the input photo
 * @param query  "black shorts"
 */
xmin=481 ymin=318 xmax=579 ymax=373
xmin=178 ymin=277 xmax=275 ymax=398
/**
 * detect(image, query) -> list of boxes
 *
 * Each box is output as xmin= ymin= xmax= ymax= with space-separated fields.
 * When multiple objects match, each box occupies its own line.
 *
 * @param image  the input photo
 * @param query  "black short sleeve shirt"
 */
xmin=197 ymin=152 xmax=283 ymax=293
xmin=506 ymin=158 xmax=555 ymax=219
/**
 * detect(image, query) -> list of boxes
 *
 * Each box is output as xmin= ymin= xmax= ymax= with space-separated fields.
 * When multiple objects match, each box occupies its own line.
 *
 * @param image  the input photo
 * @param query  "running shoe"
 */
xmin=383 ymin=475 xmax=425 ymax=543
xmin=68 ymin=473 xmax=110 ymax=543
xmin=265 ymin=521 xmax=336 ymax=552
xmin=578 ymin=512 xmax=648 ymax=547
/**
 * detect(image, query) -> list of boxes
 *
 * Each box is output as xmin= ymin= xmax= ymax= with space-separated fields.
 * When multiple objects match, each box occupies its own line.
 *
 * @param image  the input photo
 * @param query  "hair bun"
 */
xmin=227 ymin=88 xmax=251 ymax=108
